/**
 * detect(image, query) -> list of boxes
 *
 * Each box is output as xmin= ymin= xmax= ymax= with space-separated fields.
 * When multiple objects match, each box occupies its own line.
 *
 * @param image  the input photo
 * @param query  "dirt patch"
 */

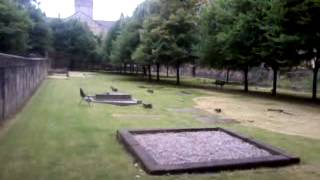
xmin=168 ymin=108 xmax=239 ymax=124
xmin=177 ymin=91 xmax=193 ymax=96
xmin=196 ymin=115 xmax=239 ymax=124
xmin=112 ymin=114 xmax=161 ymax=120
xmin=69 ymin=72 xmax=85 ymax=78
xmin=167 ymin=108 xmax=202 ymax=114
xmin=48 ymin=74 xmax=68 ymax=79
xmin=194 ymin=95 xmax=320 ymax=139
xmin=69 ymin=71 xmax=96 ymax=78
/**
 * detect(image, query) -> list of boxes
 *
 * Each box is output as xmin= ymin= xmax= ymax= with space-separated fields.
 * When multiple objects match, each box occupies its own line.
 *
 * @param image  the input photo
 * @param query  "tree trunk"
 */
xmin=312 ymin=65 xmax=319 ymax=100
xmin=156 ymin=63 xmax=160 ymax=81
xmin=244 ymin=66 xmax=249 ymax=92
xmin=192 ymin=66 xmax=196 ymax=77
xmin=70 ymin=60 xmax=74 ymax=71
xmin=119 ymin=66 xmax=122 ymax=74
xmin=148 ymin=65 xmax=152 ymax=81
xmin=166 ymin=64 xmax=169 ymax=77
xmin=123 ymin=64 xmax=127 ymax=74
xmin=86 ymin=61 xmax=90 ymax=70
xmin=130 ymin=64 xmax=133 ymax=73
xmin=272 ymin=66 xmax=278 ymax=96
xmin=176 ymin=62 xmax=180 ymax=85
xmin=143 ymin=66 xmax=146 ymax=77
xmin=226 ymin=69 xmax=230 ymax=83
xmin=135 ymin=65 xmax=139 ymax=75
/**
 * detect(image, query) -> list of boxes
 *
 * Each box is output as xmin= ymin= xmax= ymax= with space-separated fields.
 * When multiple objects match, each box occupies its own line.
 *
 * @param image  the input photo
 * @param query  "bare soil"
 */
xmin=69 ymin=71 xmax=96 ymax=78
xmin=112 ymin=114 xmax=161 ymax=120
xmin=194 ymin=93 xmax=320 ymax=139
xmin=48 ymin=74 xmax=68 ymax=79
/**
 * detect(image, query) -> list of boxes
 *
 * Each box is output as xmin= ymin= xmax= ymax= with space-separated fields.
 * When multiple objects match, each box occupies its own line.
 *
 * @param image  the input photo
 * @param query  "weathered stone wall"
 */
xmin=0 ymin=53 xmax=47 ymax=122
xmin=158 ymin=64 xmax=317 ymax=90
xmin=159 ymin=64 xmax=280 ymax=83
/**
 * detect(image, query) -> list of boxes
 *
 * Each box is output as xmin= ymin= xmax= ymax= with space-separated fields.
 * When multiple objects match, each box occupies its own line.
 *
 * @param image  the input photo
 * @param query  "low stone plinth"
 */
xmin=93 ymin=93 xmax=139 ymax=106
xmin=95 ymin=93 xmax=132 ymax=101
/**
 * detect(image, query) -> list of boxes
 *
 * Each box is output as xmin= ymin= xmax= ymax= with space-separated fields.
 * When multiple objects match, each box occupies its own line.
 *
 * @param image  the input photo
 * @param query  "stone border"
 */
xmin=117 ymin=128 xmax=300 ymax=175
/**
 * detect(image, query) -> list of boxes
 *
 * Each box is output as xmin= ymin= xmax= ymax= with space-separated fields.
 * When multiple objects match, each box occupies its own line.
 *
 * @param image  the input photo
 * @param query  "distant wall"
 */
xmin=158 ymin=64 xmax=318 ymax=91
xmin=0 ymin=53 xmax=48 ymax=122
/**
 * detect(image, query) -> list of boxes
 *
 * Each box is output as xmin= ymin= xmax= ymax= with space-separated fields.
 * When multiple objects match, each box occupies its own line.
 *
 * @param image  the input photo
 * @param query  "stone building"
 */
xmin=67 ymin=0 xmax=115 ymax=35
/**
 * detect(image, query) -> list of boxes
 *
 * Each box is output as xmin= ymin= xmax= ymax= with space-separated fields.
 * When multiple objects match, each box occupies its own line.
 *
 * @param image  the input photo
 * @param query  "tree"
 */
xmin=138 ymin=15 xmax=167 ymax=81
xmin=131 ymin=17 xmax=157 ymax=80
xmin=132 ymin=44 xmax=153 ymax=80
xmin=106 ymin=0 xmax=197 ymax=83
xmin=50 ymin=19 xmax=97 ymax=69
xmin=130 ymin=0 xmax=162 ymax=79
xmin=281 ymin=0 xmax=320 ymax=100
xmin=103 ymin=18 xmax=122 ymax=63
xmin=0 ymin=0 xmax=51 ymax=56
xmin=158 ymin=0 xmax=197 ymax=84
xmin=110 ymin=18 xmax=141 ymax=73
xmin=27 ymin=5 xmax=52 ymax=56
xmin=254 ymin=0 xmax=301 ymax=96
xmin=199 ymin=0 xmax=263 ymax=91
xmin=0 ymin=0 xmax=31 ymax=54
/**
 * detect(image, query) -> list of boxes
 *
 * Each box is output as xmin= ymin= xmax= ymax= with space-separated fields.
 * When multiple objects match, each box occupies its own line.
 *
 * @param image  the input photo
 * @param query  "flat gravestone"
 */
xmin=95 ymin=93 xmax=132 ymax=101
xmin=93 ymin=92 xmax=140 ymax=106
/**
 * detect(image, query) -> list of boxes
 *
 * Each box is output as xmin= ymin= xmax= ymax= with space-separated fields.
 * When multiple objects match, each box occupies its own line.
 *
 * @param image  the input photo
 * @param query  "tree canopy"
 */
xmin=0 ymin=0 xmax=31 ymax=54
xmin=1 ymin=0 xmax=320 ymax=99
xmin=50 ymin=19 xmax=98 ymax=69
xmin=106 ymin=0 xmax=198 ymax=84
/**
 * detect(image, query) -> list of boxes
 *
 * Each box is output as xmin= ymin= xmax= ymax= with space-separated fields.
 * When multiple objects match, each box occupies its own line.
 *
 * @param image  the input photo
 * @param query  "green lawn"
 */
xmin=0 ymin=73 xmax=320 ymax=180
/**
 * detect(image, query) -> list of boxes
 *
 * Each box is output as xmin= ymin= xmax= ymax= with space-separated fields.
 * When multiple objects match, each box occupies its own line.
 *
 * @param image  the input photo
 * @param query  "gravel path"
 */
xmin=134 ymin=131 xmax=271 ymax=165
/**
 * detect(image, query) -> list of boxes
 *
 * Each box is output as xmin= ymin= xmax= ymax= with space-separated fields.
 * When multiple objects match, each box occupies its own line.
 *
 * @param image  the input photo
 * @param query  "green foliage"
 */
xmin=199 ymin=0 xmax=266 ymax=70
xmin=50 ymin=19 xmax=97 ymax=62
xmin=281 ymin=0 xmax=320 ymax=69
xmin=27 ymin=5 xmax=52 ymax=56
xmin=280 ymin=0 xmax=320 ymax=99
xmin=0 ymin=0 xmax=51 ymax=56
xmin=110 ymin=18 xmax=141 ymax=65
xmin=132 ymin=43 xmax=151 ymax=65
xmin=198 ymin=0 xmax=308 ymax=93
xmin=0 ymin=0 xmax=31 ymax=54
xmin=163 ymin=3 xmax=197 ymax=66
xmin=107 ymin=0 xmax=197 ymax=69
xmin=133 ymin=15 xmax=163 ymax=65
xmin=103 ymin=19 xmax=122 ymax=63
xmin=254 ymin=0 xmax=301 ymax=69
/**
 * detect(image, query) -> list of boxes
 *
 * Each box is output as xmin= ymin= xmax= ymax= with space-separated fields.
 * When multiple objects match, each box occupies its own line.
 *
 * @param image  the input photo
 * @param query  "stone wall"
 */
xmin=0 ymin=53 xmax=48 ymax=121
xmin=158 ymin=64 xmax=316 ymax=90
xmin=158 ymin=64 xmax=265 ymax=83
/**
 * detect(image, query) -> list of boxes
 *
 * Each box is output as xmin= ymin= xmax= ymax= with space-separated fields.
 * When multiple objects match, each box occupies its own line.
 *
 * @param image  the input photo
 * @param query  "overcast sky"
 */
xmin=38 ymin=0 xmax=144 ymax=21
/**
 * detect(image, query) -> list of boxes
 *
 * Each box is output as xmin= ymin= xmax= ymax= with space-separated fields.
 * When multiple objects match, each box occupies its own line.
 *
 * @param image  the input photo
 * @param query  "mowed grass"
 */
xmin=0 ymin=73 xmax=320 ymax=180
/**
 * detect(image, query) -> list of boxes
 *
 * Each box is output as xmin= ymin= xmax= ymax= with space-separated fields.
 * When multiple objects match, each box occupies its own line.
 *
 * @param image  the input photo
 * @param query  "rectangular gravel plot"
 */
xmin=117 ymin=128 xmax=300 ymax=175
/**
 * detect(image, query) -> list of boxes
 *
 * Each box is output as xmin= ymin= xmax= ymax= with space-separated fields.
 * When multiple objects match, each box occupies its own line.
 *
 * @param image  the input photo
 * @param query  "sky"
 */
xmin=38 ymin=0 xmax=145 ymax=21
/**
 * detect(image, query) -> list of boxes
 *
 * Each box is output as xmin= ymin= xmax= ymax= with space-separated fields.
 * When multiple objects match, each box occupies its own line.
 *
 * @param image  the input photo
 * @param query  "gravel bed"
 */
xmin=134 ymin=131 xmax=272 ymax=165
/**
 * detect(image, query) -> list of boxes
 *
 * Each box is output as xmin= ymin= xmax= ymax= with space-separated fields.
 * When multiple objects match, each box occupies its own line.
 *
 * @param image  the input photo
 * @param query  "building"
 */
xmin=67 ymin=0 xmax=115 ymax=35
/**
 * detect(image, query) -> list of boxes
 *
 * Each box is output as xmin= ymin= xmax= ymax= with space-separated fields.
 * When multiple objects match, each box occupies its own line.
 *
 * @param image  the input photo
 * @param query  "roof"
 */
xmin=48 ymin=12 xmax=116 ymax=33
xmin=95 ymin=20 xmax=116 ymax=31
